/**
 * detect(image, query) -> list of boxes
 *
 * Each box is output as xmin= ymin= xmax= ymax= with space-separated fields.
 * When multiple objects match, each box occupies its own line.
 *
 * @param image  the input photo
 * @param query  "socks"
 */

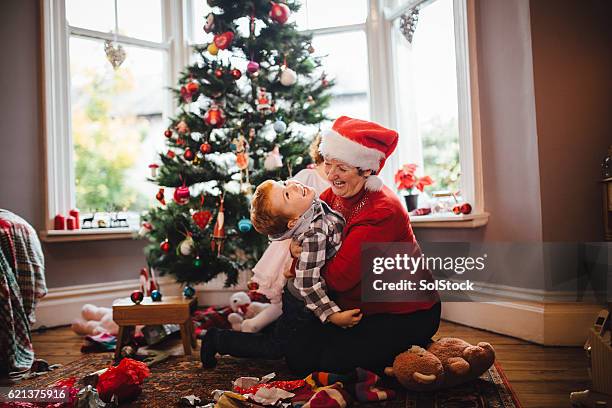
xmin=200 ymin=327 xmax=218 ymax=368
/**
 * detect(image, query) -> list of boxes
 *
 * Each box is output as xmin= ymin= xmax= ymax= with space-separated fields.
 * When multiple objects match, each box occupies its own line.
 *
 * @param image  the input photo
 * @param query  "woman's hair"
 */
xmin=309 ymin=133 xmax=324 ymax=165
xmin=250 ymin=180 xmax=291 ymax=236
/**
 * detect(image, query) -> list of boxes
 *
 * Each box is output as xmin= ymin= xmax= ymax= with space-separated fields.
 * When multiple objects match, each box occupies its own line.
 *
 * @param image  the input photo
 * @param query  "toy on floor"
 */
xmin=227 ymin=291 xmax=281 ymax=333
xmin=71 ymin=304 xmax=119 ymax=336
xmin=384 ymin=337 xmax=496 ymax=391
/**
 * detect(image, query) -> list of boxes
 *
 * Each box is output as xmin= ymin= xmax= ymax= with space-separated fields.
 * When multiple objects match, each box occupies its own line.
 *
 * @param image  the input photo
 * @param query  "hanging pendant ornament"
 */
xmin=203 ymin=13 xmax=215 ymax=33
xmin=176 ymin=120 xmax=189 ymax=134
xmin=247 ymin=60 xmax=260 ymax=74
xmin=180 ymin=86 xmax=192 ymax=103
xmin=207 ymin=43 xmax=219 ymax=55
xmin=184 ymin=148 xmax=195 ymax=161
xmin=183 ymin=285 xmax=196 ymax=298
xmin=307 ymin=44 xmax=315 ymax=54
xmin=138 ymin=221 xmax=152 ymax=237
xmin=193 ymin=256 xmax=202 ymax=268
xmin=264 ymin=144 xmax=283 ymax=171
xmin=230 ymin=69 xmax=242 ymax=80
xmin=204 ymin=105 xmax=226 ymax=127
xmin=211 ymin=195 xmax=226 ymax=255
xmin=148 ymin=164 xmax=159 ymax=178
xmin=167 ymin=150 xmax=176 ymax=159
xmin=164 ymin=129 xmax=172 ymax=138
xmin=248 ymin=128 xmax=256 ymax=143
xmin=321 ymin=72 xmax=329 ymax=88
xmin=160 ymin=239 xmax=170 ymax=253
xmin=280 ymin=64 xmax=297 ymax=86
xmin=156 ymin=188 xmax=166 ymax=205
xmin=186 ymin=81 xmax=199 ymax=94
xmin=213 ymin=31 xmax=234 ymax=50
xmin=273 ymin=119 xmax=287 ymax=133
xmin=269 ymin=2 xmax=290 ymax=24
xmin=104 ymin=2 xmax=126 ymax=69
xmin=200 ymin=142 xmax=212 ymax=154
xmin=178 ymin=234 xmax=195 ymax=256
xmin=214 ymin=68 xmax=224 ymax=79
xmin=130 ymin=290 xmax=144 ymax=304
xmin=173 ymin=181 xmax=190 ymax=205
xmin=192 ymin=210 xmax=212 ymax=229
xmin=256 ymin=88 xmax=272 ymax=114
xmin=238 ymin=218 xmax=253 ymax=233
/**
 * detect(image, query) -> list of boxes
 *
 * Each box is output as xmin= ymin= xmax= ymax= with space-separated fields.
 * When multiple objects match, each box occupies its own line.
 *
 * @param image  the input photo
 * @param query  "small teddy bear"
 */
xmin=384 ymin=337 xmax=495 ymax=391
xmin=227 ymin=292 xmax=277 ymax=333
xmin=71 ymin=304 xmax=119 ymax=336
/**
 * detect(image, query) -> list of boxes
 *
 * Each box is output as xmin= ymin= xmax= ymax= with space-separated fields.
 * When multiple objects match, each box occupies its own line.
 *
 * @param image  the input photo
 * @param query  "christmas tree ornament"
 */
xmin=248 ymin=127 xmax=256 ymax=143
xmin=173 ymin=184 xmax=190 ymax=205
xmin=231 ymin=134 xmax=250 ymax=170
xmin=230 ymin=68 xmax=242 ymax=80
xmin=183 ymin=285 xmax=196 ymax=298
xmin=156 ymin=188 xmax=166 ymax=205
xmin=193 ymin=256 xmax=202 ymax=268
xmin=240 ymin=182 xmax=253 ymax=196
xmin=167 ymin=150 xmax=176 ymax=158
xmin=247 ymin=60 xmax=260 ymax=73
xmin=280 ymin=66 xmax=297 ymax=86
xmin=164 ymin=129 xmax=172 ymax=138
xmin=211 ymin=196 xmax=226 ymax=255
xmin=269 ymin=2 xmax=290 ymax=24
xmin=176 ymin=120 xmax=190 ymax=134
xmin=207 ymin=43 xmax=219 ymax=55
xmin=138 ymin=222 xmax=152 ymax=237
xmin=213 ymin=31 xmax=234 ymax=50
xmin=180 ymin=86 xmax=192 ymax=103
xmin=183 ymin=148 xmax=195 ymax=161
xmin=130 ymin=290 xmax=144 ymax=304
xmin=238 ymin=218 xmax=253 ymax=233
xmin=139 ymin=267 xmax=149 ymax=295
xmin=200 ymin=142 xmax=212 ymax=154
xmin=307 ymin=44 xmax=315 ymax=53
xmin=273 ymin=119 xmax=287 ymax=133
xmin=160 ymin=239 xmax=170 ymax=253
xmin=204 ymin=105 xmax=226 ymax=127
xmin=192 ymin=210 xmax=212 ymax=229
xmin=321 ymin=73 xmax=329 ymax=87
xmin=178 ymin=235 xmax=195 ymax=256
xmin=104 ymin=40 xmax=126 ymax=69
xmin=264 ymin=144 xmax=283 ymax=170
xmin=256 ymin=88 xmax=272 ymax=113
xmin=148 ymin=164 xmax=159 ymax=178
xmin=151 ymin=290 xmax=162 ymax=302
xmin=186 ymin=81 xmax=199 ymax=94
xmin=214 ymin=68 xmax=224 ymax=79
xmin=203 ymin=13 xmax=215 ymax=33
xmin=176 ymin=137 xmax=186 ymax=146
xmin=452 ymin=203 xmax=472 ymax=215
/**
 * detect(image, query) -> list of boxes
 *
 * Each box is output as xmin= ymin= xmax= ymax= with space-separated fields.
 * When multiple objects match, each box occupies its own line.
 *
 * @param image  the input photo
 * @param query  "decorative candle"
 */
xmin=66 ymin=216 xmax=77 ymax=230
xmin=54 ymin=214 xmax=66 ymax=230
xmin=69 ymin=208 xmax=80 ymax=229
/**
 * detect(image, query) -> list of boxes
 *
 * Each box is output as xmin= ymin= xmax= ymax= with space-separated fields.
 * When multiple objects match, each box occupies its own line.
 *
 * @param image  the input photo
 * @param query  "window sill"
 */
xmin=39 ymin=228 xmax=139 ymax=243
xmin=410 ymin=212 xmax=489 ymax=229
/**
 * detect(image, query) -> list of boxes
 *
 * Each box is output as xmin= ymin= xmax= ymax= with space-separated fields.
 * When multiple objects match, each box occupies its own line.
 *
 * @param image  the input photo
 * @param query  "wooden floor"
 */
xmin=31 ymin=320 xmax=591 ymax=408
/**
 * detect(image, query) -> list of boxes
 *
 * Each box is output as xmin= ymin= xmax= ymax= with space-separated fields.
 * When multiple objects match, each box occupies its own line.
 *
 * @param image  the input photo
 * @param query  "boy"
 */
xmin=200 ymin=179 xmax=362 ymax=368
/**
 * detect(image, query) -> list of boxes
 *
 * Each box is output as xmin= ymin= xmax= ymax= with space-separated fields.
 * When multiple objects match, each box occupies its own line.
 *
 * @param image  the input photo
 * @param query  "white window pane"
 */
xmin=66 ymin=0 xmax=115 ymax=32
xmin=311 ymin=31 xmax=370 ymax=120
xmin=69 ymin=37 xmax=168 ymax=215
xmin=294 ymin=0 xmax=368 ymax=30
xmin=117 ymin=0 xmax=162 ymax=42
xmin=393 ymin=0 xmax=461 ymax=193
xmin=188 ymin=0 xmax=214 ymax=44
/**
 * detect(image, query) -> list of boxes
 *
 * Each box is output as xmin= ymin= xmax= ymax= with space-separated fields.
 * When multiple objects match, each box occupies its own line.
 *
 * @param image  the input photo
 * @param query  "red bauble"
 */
xmin=460 ymin=203 xmax=472 ymax=215
xmin=173 ymin=185 xmax=190 ymax=205
xmin=130 ymin=290 xmax=144 ymax=304
xmin=230 ymin=68 xmax=242 ymax=80
xmin=204 ymin=106 xmax=226 ymax=127
xmin=164 ymin=129 xmax=172 ymax=138
xmin=184 ymin=148 xmax=194 ymax=161
xmin=200 ymin=142 xmax=212 ymax=154
xmin=213 ymin=31 xmax=234 ymax=50
xmin=167 ymin=150 xmax=176 ymax=158
xmin=269 ymin=2 xmax=290 ymax=24
xmin=192 ymin=210 xmax=212 ymax=229
xmin=160 ymin=239 xmax=170 ymax=252
xmin=186 ymin=81 xmax=199 ymax=93
xmin=214 ymin=68 xmax=224 ymax=79
xmin=155 ymin=188 xmax=166 ymax=205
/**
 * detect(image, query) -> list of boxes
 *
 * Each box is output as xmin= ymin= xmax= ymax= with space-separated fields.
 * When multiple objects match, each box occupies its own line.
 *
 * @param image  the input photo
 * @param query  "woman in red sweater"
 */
xmin=283 ymin=116 xmax=441 ymax=374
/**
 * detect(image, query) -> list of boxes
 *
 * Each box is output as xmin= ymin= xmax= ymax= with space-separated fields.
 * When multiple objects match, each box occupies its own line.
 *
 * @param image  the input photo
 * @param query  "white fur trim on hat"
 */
xmin=364 ymin=175 xmax=384 ymax=191
xmin=319 ymin=128 xmax=385 ymax=171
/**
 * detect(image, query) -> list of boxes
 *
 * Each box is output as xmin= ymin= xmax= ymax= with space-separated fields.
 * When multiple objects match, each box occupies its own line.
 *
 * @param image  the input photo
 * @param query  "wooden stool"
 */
xmin=112 ymin=295 xmax=197 ymax=360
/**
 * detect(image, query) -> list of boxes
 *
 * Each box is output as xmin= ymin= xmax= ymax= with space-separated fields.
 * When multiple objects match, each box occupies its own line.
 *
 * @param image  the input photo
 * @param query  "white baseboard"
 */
xmin=33 ymin=274 xmax=248 ymax=329
xmin=442 ymin=301 xmax=603 ymax=346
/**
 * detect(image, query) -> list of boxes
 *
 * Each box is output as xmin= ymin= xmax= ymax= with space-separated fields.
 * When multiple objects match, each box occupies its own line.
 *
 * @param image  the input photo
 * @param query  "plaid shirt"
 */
xmin=293 ymin=200 xmax=345 ymax=322
xmin=0 ymin=210 xmax=47 ymax=375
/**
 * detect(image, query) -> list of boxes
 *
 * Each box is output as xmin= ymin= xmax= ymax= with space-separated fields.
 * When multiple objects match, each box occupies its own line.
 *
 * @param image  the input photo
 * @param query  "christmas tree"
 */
xmin=141 ymin=0 xmax=333 ymax=287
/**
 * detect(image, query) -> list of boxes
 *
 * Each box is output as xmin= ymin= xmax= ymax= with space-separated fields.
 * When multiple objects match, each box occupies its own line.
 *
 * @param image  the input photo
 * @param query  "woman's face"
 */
xmin=323 ymin=157 xmax=369 ymax=198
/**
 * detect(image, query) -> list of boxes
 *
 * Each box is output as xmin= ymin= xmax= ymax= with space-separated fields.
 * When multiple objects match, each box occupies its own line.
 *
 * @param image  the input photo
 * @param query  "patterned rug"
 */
xmin=17 ymin=353 xmax=522 ymax=407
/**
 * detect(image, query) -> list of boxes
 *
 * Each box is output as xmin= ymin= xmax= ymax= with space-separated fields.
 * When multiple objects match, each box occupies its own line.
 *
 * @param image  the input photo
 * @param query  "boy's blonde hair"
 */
xmin=250 ymin=180 xmax=291 ymax=236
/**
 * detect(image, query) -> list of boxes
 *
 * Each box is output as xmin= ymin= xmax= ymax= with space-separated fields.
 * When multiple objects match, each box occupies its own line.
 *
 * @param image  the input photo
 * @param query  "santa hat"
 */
xmin=319 ymin=116 xmax=398 ymax=191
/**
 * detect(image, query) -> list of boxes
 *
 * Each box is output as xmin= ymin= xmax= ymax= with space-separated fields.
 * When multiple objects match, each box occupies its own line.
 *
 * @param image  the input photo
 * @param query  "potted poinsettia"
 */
xmin=394 ymin=164 xmax=433 ymax=211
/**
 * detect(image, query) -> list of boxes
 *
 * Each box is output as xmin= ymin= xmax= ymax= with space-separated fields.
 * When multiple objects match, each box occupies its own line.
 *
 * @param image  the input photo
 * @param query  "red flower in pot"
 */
xmin=394 ymin=164 xmax=433 ymax=211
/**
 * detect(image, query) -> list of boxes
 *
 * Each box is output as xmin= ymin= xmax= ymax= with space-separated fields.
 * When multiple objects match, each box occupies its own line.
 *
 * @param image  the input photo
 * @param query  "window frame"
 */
xmin=41 ymin=0 xmax=187 ymax=237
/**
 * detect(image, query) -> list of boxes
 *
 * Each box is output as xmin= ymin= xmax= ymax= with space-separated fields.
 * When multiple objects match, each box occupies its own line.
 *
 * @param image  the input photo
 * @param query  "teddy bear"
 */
xmin=227 ymin=291 xmax=281 ymax=333
xmin=384 ymin=337 xmax=495 ymax=391
xmin=71 ymin=304 xmax=119 ymax=336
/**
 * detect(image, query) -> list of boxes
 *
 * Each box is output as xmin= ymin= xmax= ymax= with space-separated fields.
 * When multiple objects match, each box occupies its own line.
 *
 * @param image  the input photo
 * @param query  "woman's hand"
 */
xmin=289 ymin=239 xmax=303 ymax=258
xmin=328 ymin=309 xmax=363 ymax=328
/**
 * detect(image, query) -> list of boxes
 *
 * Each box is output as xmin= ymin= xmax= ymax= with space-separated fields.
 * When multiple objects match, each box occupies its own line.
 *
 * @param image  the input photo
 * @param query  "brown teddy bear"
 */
xmin=384 ymin=337 xmax=495 ymax=391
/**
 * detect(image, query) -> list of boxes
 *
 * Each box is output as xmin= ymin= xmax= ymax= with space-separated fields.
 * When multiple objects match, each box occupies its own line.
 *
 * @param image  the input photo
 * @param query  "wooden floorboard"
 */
xmin=30 ymin=319 xmax=592 ymax=408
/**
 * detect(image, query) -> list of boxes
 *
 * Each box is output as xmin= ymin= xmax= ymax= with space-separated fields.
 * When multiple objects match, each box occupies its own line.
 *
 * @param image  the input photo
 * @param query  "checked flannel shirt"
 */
xmin=293 ymin=200 xmax=345 ymax=323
